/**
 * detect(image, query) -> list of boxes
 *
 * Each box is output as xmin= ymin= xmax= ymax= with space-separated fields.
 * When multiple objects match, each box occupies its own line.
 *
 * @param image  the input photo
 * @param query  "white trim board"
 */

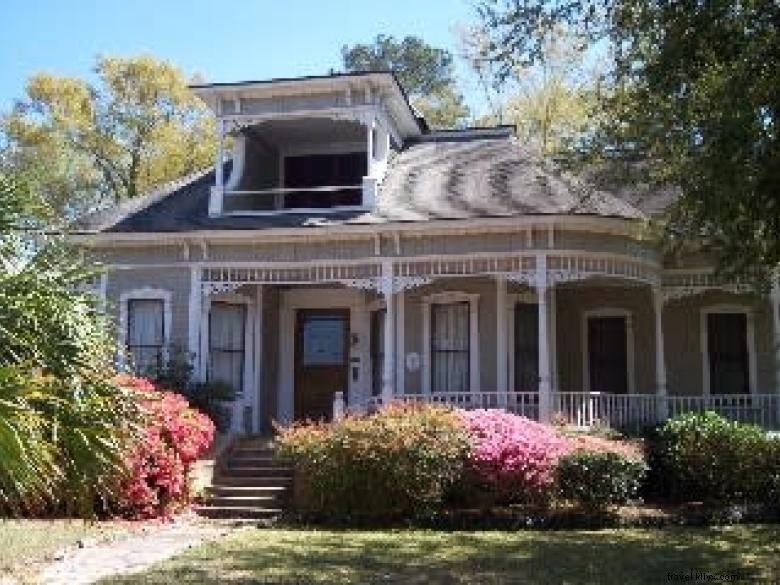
xmin=581 ymin=308 xmax=636 ymax=394
xmin=699 ymin=304 xmax=758 ymax=396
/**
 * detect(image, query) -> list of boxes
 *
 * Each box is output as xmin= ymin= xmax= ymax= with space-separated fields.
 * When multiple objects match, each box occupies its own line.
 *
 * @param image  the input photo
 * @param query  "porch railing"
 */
xmin=358 ymin=391 xmax=780 ymax=430
xmin=223 ymin=185 xmax=364 ymax=214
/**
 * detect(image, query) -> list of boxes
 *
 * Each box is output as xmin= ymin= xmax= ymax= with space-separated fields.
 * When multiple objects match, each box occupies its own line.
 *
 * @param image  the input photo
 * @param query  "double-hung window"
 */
xmin=430 ymin=302 xmax=470 ymax=393
xmin=126 ymin=299 xmax=165 ymax=375
xmin=209 ymin=302 xmax=247 ymax=394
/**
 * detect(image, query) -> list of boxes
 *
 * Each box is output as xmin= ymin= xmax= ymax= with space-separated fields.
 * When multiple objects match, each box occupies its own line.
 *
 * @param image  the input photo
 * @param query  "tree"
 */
xmin=474 ymin=1 xmax=780 ymax=283
xmin=342 ymin=35 xmax=470 ymax=129
xmin=3 ymin=55 xmax=216 ymax=222
xmin=0 ymin=171 xmax=140 ymax=515
xmin=460 ymin=24 xmax=598 ymax=155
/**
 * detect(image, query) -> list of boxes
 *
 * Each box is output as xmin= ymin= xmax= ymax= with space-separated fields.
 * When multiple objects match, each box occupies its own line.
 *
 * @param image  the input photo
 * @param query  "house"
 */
xmin=75 ymin=71 xmax=780 ymax=434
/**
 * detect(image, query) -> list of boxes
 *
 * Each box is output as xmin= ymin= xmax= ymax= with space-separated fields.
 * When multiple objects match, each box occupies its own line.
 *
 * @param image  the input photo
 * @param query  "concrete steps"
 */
xmin=196 ymin=437 xmax=292 ymax=521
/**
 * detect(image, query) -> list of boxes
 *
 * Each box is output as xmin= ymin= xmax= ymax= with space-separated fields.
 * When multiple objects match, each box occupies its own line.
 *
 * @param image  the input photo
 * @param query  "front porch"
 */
xmin=190 ymin=250 xmax=780 ymax=433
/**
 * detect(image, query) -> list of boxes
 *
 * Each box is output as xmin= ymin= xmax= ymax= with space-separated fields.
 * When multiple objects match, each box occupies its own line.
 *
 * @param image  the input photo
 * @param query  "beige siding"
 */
xmin=106 ymin=266 xmax=191 ymax=350
xmin=555 ymin=285 xmax=656 ymax=394
xmin=207 ymin=240 xmax=374 ymax=262
xmin=402 ymin=277 xmax=498 ymax=393
xmin=664 ymin=291 xmax=775 ymax=395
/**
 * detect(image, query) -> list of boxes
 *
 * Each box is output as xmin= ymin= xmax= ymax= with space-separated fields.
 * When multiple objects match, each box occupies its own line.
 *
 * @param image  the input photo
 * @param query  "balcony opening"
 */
xmin=222 ymin=117 xmax=368 ymax=214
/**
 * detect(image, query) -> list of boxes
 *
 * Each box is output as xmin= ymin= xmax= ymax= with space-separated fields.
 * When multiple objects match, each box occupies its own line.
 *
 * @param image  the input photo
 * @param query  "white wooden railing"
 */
xmin=665 ymin=394 xmax=780 ymax=428
xmin=223 ymin=185 xmax=364 ymax=214
xmin=355 ymin=391 xmax=780 ymax=430
xmin=552 ymin=392 xmax=659 ymax=430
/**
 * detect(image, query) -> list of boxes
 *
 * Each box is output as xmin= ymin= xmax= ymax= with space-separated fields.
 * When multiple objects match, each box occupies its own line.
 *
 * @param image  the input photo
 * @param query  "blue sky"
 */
xmin=1 ymin=0 xmax=484 ymax=113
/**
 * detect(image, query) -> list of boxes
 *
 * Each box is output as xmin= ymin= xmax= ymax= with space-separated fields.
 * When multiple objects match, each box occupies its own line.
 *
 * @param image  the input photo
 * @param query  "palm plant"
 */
xmin=0 ymin=172 xmax=141 ymax=516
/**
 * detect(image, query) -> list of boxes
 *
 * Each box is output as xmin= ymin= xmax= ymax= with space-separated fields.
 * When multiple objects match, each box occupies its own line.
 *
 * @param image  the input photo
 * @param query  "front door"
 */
xmin=295 ymin=309 xmax=350 ymax=420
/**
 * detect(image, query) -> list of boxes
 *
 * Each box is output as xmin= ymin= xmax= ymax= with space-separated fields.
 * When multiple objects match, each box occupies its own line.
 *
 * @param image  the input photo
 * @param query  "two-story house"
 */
xmin=75 ymin=71 xmax=780 ymax=434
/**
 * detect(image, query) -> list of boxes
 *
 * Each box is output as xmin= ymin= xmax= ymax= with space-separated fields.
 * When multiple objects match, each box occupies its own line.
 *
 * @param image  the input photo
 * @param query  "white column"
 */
xmin=495 ymin=275 xmax=508 ymax=406
xmin=549 ymin=285 xmax=558 ymax=392
xmin=536 ymin=255 xmax=552 ymax=422
xmin=250 ymin=285 xmax=263 ymax=434
xmin=366 ymin=118 xmax=375 ymax=177
xmin=653 ymin=286 xmax=669 ymax=421
xmin=395 ymin=289 xmax=405 ymax=395
xmin=215 ymin=119 xmax=225 ymax=188
xmin=381 ymin=261 xmax=396 ymax=404
xmin=188 ymin=266 xmax=203 ymax=381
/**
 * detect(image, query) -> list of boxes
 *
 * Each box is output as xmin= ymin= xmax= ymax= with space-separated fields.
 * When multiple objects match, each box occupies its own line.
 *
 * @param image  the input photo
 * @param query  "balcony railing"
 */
xmin=222 ymin=185 xmax=365 ymax=215
xmin=357 ymin=392 xmax=780 ymax=431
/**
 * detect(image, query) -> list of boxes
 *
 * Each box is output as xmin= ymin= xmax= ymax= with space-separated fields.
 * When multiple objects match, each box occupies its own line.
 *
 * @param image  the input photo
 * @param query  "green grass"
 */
xmin=0 ymin=519 xmax=128 ymax=583
xmin=101 ymin=525 xmax=780 ymax=585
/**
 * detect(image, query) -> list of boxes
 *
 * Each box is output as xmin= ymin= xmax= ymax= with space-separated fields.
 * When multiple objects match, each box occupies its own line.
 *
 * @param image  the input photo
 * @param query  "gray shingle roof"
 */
xmin=76 ymin=135 xmax=672 ymax=234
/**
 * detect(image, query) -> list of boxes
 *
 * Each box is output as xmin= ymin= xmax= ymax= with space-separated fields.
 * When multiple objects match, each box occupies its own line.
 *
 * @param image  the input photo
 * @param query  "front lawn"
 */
xmin=0 ymin=519 xmax=129 ymax=583
xmin=101 ymin=525 xmax=780 ymax=584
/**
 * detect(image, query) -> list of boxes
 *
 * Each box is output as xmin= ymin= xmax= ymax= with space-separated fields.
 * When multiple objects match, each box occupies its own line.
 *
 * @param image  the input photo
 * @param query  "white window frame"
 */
xmin=422 ymin=292 xmax=480 ymax=394
xmin=700 ymin=304 xmax=757 ymax=396
xmin=119 ymin=288 xmax=172 ymax=370
xmin=582 ymin=308 xmax=636 ymax=394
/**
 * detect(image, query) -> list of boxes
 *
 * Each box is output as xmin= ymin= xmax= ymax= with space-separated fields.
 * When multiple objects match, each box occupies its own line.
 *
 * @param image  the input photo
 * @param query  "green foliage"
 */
xmin=152 ymin=350 xmax=236 ymax=433
xmin=0 ymin=172 xmax=141 ymax=517
xmin=341 ymin=35 xmax=469 ymax=129
xmin=276 ymin=404 xmax=470 ymax=521
xmin=557 ymin=451 xmax=647 ymax=511
xmin=3 ymin=54 xmax=216 ymax=221
xmin=474 ymin=0 xmax=780 ymax=282
xmin=649 ymin=412 xmax=773 ymax=504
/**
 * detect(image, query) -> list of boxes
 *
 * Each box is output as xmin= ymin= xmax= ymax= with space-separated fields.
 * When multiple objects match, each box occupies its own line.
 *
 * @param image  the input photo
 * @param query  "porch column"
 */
xmin=188 ymin=266 xmax=203 ymax=381
xmin=215 ymin=119 xmax=225 ymax=188
xmin=652 ymin=286 xmax=669 ymax=420
xmin=549 ymin=285 xmax=558 ymax=392
xmin=495 ymin=275 xmax=508 ymax=406
xmin=536 ymin=254 xmax=552 ymax=422
xmin=381 ymin=261 xmax=396 ymax=404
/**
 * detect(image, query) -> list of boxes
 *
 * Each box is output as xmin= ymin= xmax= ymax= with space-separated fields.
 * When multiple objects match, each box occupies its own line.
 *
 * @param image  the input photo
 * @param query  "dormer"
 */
xmin=191 ymin=72 xmax=423 ymax=217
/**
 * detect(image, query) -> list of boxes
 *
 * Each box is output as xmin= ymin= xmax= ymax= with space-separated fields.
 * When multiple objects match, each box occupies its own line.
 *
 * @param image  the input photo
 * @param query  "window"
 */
xmin=706 ymin=312 xmax=750 ymax=394
xmin=126 ymin=299 xmax=164 ymax=375
xmin=209 ymin=302 xmax=247 ymax=394
xmin=587 ymin=316 xmax=629 ymax=394
xmin=370 ymin=309 xmax=385 ymax=396
xmin=514 ymin=302 xmax=539 ymax=392
xmin=431 ymin=302 xmax=470 ymax=393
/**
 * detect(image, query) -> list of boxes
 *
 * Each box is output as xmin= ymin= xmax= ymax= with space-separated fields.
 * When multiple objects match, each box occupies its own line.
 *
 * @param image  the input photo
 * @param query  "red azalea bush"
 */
xmin=112 ymin=375 xmax=215 ymax=519
xmin=458 ymin=409 xmax=570 ymax=503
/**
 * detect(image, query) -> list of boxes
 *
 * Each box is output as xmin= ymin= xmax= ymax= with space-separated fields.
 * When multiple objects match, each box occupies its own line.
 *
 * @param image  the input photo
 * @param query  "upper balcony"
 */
xmin=191 ymin=72 xmax=423 ymax=217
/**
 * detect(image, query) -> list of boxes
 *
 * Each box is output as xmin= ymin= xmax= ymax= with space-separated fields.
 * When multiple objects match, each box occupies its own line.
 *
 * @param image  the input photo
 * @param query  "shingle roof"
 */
xmin=76 ymin=134 xmax=673 ymax=234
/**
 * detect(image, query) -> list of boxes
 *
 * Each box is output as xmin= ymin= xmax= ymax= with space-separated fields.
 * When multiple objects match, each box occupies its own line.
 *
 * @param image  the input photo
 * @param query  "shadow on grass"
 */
xmin=101 ymin=525 xmax=780 ymax=585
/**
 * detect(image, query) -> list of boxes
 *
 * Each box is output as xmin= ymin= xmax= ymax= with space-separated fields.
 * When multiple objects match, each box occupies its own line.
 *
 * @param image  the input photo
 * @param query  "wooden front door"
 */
xmin=295 ymin=309 xmax=350 ymax=420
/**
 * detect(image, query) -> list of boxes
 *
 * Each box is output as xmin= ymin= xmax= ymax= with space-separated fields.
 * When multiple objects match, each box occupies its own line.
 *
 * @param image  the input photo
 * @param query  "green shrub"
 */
xmin=649 ymin=412 xmax=771 ymax=504
xmin=557 ymin=451 xmax=647 ymax=511
xmin=276 ymin=403 xmax=470 ymax=522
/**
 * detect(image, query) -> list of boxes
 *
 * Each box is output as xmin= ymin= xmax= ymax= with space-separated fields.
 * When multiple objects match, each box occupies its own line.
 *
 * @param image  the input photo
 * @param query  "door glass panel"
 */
xmin=302 ymin=316 xmax=346 ymax=366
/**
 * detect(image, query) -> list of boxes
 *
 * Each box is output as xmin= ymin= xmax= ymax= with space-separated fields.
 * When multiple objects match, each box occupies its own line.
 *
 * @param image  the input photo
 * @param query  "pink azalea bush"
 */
xmin=458 ymin=409 xmax=570 ymax=502
xmin=565 ymin=433 xmax=645 ymax=461
xmin=112 ymin=375 xmax=215 ymax=519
